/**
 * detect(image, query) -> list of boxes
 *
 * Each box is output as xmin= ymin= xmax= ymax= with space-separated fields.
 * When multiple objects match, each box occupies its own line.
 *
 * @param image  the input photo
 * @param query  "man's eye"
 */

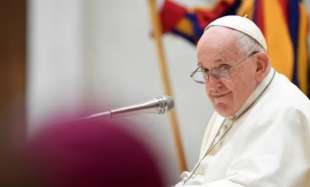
xmin=201 ymin=67 xmax=209 ymax=73
xmin=217 ymin=64 xmax=231 ymax=72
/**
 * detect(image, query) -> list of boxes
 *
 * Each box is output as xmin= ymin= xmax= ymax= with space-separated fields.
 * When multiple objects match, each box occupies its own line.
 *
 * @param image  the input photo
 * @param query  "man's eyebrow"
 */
xmin=198 ymin=58 xmax=224 ymax=65
xmin=198 ymin=61 xmax=224 ymax=70
xmin=214 ymin=59 xmax=224 ymax=63
xmin=210 ymin=58 xmax=227 ymax=66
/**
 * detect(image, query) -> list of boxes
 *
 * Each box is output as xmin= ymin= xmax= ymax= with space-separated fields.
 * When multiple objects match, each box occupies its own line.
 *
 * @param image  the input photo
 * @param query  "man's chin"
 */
xmin=214 ymin=103 xmax=233 ymax=117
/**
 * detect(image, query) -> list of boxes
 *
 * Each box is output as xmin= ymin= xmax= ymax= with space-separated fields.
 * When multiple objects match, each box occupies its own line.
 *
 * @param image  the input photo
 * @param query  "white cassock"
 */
xmin=176 ymin=68 xmax=310 ymax=187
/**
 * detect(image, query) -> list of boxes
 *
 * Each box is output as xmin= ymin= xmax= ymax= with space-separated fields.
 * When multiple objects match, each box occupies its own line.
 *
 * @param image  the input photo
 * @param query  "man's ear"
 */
xmin=255 ymin=52 xmax=269 ymax=82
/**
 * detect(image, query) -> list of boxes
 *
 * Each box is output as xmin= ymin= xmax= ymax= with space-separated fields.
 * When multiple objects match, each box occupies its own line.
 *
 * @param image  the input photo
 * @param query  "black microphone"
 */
xmin=82 ymin=96 xmax=174 ymax=119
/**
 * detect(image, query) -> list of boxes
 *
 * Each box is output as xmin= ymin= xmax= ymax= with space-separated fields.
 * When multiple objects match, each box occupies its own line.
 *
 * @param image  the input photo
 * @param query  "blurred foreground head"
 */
xmin=25 ymin=117 xmax=164 ymax=187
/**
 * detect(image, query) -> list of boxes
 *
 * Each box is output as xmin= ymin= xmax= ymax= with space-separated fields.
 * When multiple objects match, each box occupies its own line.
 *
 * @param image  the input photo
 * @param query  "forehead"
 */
xmin=197 ymin=27 xmax=243 ymax=65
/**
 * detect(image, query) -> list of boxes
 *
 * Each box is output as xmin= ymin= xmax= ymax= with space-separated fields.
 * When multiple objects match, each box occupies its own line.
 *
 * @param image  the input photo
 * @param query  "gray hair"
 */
xmin=234 ymin=30 xmax=266 ymax=55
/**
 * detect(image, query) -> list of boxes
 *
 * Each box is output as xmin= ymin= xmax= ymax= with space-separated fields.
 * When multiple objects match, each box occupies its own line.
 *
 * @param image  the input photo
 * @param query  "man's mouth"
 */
xmin=211 ymin=92 xmax=231 ymax=98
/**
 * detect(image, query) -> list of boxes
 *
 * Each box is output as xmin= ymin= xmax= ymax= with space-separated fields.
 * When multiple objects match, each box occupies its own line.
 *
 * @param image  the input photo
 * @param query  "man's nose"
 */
xmin=205 ymin=75 xmax=222 ymax=89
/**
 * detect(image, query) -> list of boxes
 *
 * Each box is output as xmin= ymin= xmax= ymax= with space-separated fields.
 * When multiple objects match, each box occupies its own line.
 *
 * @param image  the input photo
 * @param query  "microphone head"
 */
xmin=156 ymin=96 xmax=174 ymax=114
xmin=164 ymin=96 xmax=174 ymax=111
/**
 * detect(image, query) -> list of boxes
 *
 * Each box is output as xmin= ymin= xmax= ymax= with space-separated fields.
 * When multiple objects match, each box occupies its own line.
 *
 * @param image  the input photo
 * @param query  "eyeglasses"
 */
xmin=190 ymin=51 xmax=258 ymax=84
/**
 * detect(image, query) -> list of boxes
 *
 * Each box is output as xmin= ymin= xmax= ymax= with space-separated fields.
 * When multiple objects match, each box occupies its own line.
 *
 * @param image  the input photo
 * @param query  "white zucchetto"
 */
xmin=205 ymin=15 xmax=267 ymax=51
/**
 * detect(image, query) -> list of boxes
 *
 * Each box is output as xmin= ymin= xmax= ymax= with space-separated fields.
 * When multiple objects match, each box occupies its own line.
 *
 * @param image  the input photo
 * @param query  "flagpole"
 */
xmin=147 ymin=0 xmax=187 ymax=172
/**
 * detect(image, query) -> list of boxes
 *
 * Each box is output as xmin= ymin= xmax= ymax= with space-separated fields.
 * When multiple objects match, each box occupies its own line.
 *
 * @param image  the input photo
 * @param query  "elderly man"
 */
xmin=176 ymin=15 xmax=310 ymax=187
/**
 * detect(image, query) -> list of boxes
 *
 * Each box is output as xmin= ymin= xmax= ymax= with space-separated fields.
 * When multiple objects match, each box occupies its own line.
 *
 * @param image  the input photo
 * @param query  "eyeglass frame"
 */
xmin=190 ymin=51 xmax=259 ymax=84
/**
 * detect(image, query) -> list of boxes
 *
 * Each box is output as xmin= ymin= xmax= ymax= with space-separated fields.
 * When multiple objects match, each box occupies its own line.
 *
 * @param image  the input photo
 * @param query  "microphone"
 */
xmin=82 ymin=96 xmax=174 ymax=119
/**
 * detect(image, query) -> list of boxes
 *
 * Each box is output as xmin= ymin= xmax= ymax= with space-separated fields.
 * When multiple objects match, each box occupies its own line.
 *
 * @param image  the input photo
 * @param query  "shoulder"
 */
xmin=253 ymin=72 xmax=310 ymax=119
xmin=239 ymin=72 xmax=310 ymax=137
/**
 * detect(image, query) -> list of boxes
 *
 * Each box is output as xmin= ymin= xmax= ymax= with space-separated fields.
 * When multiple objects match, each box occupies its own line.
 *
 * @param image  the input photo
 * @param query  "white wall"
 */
xmin=27 ymin=0 xmax=85 ymax=131
xmin=28 ymin=0 xmax=214 ymax=184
